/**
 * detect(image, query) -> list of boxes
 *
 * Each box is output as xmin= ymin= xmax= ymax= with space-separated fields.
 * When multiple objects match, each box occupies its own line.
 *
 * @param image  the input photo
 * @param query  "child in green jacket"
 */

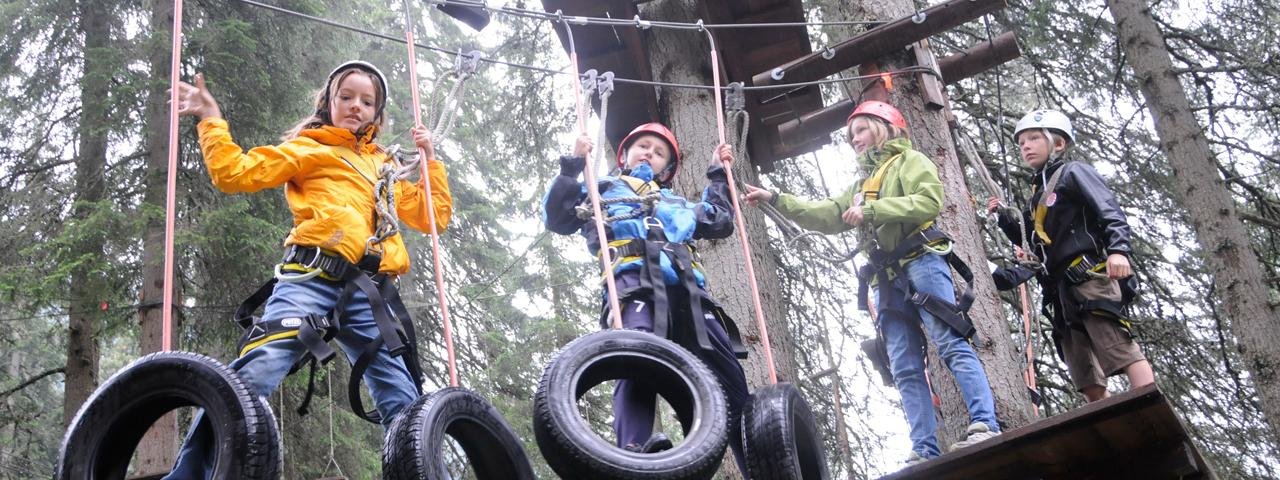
xmin=744 ymin=101 xmax=1001 ymax=465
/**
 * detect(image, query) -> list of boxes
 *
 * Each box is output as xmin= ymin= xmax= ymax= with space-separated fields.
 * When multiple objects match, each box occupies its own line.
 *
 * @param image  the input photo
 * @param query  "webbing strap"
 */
xmin=1032 ymin=162 xmax=1069 ymax=245
xmin=859 ymin=153 xmax=906 ymax=203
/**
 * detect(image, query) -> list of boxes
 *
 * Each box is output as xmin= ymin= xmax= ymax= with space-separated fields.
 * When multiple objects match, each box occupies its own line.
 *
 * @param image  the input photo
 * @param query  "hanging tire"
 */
xmin=742 ymin=383 xmax=830 ymax=480
xmin=56 ymin=351 xmax=281 ymax=480
xmin=533 ymin=329 xmax=728 ymax=480
xmin=382 ymin=387 xmax=535 ymax=479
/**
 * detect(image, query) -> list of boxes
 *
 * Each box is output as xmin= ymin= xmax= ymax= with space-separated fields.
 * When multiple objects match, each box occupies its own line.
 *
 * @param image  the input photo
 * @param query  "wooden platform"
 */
xmin=882 ymin=384 xmax=1215 ymax=480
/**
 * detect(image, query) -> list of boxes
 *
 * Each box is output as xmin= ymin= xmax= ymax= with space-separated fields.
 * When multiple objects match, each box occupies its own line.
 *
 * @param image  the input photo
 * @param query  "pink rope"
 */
xmin=404 ymin=25 xmax=459 ymax=388
xmin=161 ymin=0 xmax=184 ymax=352
xmin=706 ymin=32 xmax=778 ymax=384
xmin=564 ymin=23 xmax=624 ymax=330
xmin=1019 ymin=283 xmax=1039 ymax=413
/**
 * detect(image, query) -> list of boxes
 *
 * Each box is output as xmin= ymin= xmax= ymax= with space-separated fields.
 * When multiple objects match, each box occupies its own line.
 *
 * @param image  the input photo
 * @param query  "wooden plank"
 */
xmin=751 ymin=0 xmax=1007 ymax=87
xmin=878 ymin=384 xmax=1214 ymax=480
xmin=913 ymin=39 xmax=947 ymax=110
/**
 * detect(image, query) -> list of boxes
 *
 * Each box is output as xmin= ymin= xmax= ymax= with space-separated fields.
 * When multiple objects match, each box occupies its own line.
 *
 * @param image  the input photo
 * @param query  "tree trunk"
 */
xmin=133 ymin=0 xmax=182 ymax=472
xmin=643 ymin=0 xmax=798 ymax=386
xmin=1107 ymin=0 xmax=1280 ymax=447
xmin=64 ymin=0 xmax=111 ymax=426
xmin=856 ymin=0 xmax=1038 ymax=445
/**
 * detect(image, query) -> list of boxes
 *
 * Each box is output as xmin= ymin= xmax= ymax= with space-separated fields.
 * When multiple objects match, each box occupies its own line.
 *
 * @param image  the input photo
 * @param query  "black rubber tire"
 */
xmin=533 ymin=329 xmax=729 ymax=480
xmin=56 ymin=351 xmax=281 ymax=480
xmin=742 ymin=383 xmax=830 ymax=480
xmin=382 ymin=387 xmax=535 ymax=479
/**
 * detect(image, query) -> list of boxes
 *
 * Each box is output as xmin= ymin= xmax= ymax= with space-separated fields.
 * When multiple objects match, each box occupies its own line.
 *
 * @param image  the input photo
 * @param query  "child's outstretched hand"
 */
xmin=412 ymin=125 xmax=436 ymax=161
xmin=715 ymin=143 xmax=734 ymax=168
xmin=173 ymin=73 xmax=222 ymax=120
xmin=572 ymin=135 xmax=593 ymax=158
xmin=742 ymin=184 xmax=773 ymax=207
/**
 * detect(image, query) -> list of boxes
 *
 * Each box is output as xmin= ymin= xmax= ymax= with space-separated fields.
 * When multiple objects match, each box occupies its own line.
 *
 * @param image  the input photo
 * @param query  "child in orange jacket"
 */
xmin=166 ymin=61 xmax=450 ymax=479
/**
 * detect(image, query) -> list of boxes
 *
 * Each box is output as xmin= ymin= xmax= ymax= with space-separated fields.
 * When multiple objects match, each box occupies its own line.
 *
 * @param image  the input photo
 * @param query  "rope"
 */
xmin=320 ymin=366 xmax=346 ymax=478
xmin=227 ymin=0 xmax=941 ymax=93
xmin=562 ymin=15 xmax=624 ymax=331
xmin=701 ymin=25 xmax=779 ymax=385
xmin=161 ymin=0 xmax=184 ymax=351
xmin=431 ymin=0 xmax=883 ymax=29
xmin=403 ymin=0 xmax=460 ymax=388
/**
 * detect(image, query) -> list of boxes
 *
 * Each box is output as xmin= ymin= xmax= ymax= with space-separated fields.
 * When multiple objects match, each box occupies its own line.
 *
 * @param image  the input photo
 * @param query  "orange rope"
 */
xmin=403 ymin=4 xmax=458 ymax=388
xmin=560 ymin=17 xmax=624 ymax=330
xmin=703 ymin=26 xmax=778 ymax=384
xmin=161 ymin=0 xmax=184 ymax=352
xmin=1019 ymin=283 xmax=1038 ymax=413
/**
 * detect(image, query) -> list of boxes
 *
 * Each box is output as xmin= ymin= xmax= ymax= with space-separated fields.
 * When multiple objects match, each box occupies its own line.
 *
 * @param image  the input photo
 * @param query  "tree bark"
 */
xmin=133 ymin=0 xmax=182 ymax=472
xmin=856 ymin=0 xmax=1038 ymax=445
xmin=64 ymin=0 xmax=111 ymax=426
xmin=1107 ymin=0 xmax=1280 ymax=447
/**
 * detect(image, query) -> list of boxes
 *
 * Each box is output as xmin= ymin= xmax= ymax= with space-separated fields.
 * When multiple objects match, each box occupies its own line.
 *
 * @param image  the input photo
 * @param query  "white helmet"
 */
xmin=1013 ymin=109 xmax=1075 ymax=144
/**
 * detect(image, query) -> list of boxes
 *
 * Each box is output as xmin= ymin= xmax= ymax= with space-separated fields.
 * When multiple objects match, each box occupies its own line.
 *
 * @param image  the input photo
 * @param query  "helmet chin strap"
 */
xmin=1043 ymin=128 xmax=1064 ymax=163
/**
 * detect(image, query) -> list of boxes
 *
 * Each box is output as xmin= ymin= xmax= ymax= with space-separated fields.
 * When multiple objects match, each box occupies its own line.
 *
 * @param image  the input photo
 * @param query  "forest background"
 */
xmin=1 ymin=0 xmax=1278 ymax=478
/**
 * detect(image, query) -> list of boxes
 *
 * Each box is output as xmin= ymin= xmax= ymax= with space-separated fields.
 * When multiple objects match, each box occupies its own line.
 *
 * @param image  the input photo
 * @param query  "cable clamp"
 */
xmin=580 ymin=69 xmax=598 ymax=95
xmin=597 ymin=71 xmax=615 ymax=96
xmin=633 ymin=14 xmax=651 ymax=29
xmin=456 ymin=50 xmax=484 ymax=75
xmin=725 ymin=82 xmax=746 ymax=111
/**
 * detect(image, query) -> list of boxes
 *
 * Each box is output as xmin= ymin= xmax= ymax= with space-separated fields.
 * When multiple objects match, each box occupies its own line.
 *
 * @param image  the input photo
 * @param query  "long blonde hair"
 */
xmin=847 ymin=116 xmax=908 ymax=154
xmin=281 ymin=68 xmax=385 ymax=141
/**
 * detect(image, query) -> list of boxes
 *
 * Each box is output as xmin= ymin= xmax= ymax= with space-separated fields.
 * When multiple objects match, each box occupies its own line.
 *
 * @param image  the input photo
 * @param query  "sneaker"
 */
xmin=641 ymin=433 xmax=673 ymax=453
xmin=949 ymin=422 xmax=1000 ymax=451
xmin=624 ymin=433 xmax=673 ymax=454
xmin=904 ymin=451 xmax=929 ymax=466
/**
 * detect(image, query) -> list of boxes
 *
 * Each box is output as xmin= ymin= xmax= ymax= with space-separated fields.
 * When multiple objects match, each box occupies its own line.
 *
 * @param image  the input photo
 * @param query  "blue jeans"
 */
xmin=876 ymin=253 xmax=999 ymax=458
xmin=165 ymin=277 xmax=418 ymax=479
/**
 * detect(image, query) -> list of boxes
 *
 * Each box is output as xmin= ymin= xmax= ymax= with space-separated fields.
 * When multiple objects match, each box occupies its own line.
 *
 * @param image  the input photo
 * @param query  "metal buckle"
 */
xmin=643 ymin=216 xmax=664 ymax=230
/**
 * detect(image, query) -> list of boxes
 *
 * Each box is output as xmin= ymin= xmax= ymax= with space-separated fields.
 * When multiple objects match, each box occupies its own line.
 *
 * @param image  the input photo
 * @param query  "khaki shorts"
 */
xmin=1060 ymin=277 xmax=1146 ymax=390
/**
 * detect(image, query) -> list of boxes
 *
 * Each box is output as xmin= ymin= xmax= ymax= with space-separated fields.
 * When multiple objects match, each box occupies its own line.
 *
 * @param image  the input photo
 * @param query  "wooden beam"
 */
xmin=774 ymin=35 xmax=1020 ymax=146
xmin=937 ymin=31 xmax=1020 ymax=84
xmin=751 ymin=0 xmax=1006 ymax=87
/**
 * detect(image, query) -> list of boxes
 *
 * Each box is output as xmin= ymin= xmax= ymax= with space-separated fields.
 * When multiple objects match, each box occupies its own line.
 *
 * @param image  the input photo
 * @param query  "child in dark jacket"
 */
xmin=987 ymin=109 xmax=1154 ymax=403
xmin=542 ymin=123 xmax=750 ymax=472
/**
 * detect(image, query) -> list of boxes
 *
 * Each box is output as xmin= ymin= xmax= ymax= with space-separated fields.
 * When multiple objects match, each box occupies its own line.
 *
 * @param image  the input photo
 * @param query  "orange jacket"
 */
xmin=196 ymin=117 xmax=451 ymax=275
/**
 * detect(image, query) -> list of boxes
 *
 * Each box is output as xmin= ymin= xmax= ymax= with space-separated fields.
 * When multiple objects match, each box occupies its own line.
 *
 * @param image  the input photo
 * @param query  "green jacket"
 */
xmin=774 ymin=137 xmax=944 ymax=254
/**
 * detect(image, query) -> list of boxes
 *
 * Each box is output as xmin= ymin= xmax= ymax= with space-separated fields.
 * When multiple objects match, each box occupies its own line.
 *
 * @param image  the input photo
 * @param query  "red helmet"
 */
xmin=616 ymin=122 xmax=681 ymax=181
xmin=846 ymin=100 xmax=907 ymax=130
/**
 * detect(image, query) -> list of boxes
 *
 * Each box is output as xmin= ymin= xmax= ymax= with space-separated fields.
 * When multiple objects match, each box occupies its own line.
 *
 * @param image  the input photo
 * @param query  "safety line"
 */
xmin=162 ymin=0 xmax=184 ymax=351
xmin=403 ymin=0 xmax=460 ymax=388
xmin=228 ymin=0 xmax=943 ymax=93
xmin=431 ymin=0 xmax=884 ymax=29
xmin=702 ymin=25 xmax=779 ymax=385
xmin=562 ymin=16 xmax=625 ymax=330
